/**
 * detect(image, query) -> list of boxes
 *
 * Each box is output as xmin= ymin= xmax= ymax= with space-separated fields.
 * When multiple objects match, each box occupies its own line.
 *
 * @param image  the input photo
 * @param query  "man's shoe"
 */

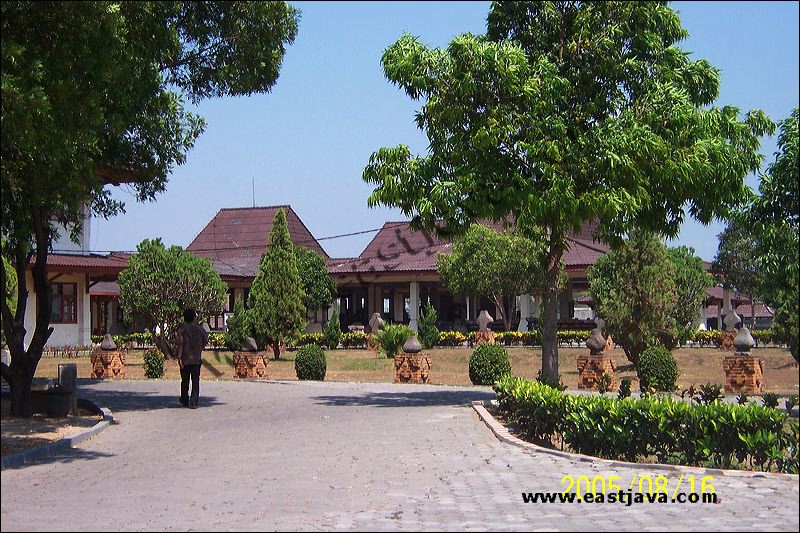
xmin=189 ymin=400 xmax=198 ymax=409
xmin=179 ymin=399 xmax=189 ymax=407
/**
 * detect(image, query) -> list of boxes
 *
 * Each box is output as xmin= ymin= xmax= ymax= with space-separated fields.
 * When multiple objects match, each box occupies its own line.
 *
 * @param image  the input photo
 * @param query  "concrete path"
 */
xmin=1 ymin=379 xmax=797 ymax=531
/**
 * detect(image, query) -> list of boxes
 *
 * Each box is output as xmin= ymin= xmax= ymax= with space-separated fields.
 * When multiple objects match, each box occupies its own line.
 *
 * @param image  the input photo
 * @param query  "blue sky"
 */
xmin=92 ymin=1 xmax=799 ymax=261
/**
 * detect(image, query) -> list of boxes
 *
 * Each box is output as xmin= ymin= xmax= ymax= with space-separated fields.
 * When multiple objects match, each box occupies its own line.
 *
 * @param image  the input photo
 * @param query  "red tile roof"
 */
xmin=704 ymin=286 xmax=753 ymax=304
xmin=328 ymin=221 xmax=610 ymax=275
xmin=89 ymin=281 xmax=121 ymax=296
xmin=187 ymin=206 xmax=329 ymax=279
xmin=31 ymin=252 xmax=131 ymax=274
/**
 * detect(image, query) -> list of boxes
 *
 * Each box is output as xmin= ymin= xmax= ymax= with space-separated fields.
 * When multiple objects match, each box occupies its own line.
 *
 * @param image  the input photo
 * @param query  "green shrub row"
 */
xmin=341 ymin=331 xmax=369 ymax=348
xmin=494 ymin=375 xmax=798 ymax=473
xmin=91 ymin=332 xmax=153 ymax=347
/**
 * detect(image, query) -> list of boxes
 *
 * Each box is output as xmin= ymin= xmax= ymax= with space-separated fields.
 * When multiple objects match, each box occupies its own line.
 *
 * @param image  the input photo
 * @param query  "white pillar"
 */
xmin=393 ymin=291 xmax=404 ymax=322
xmin=465 ymin=295 xmax=471 ymax=321
xmin=533 ymin=295 xmax=541 ymax=318
xmin=80 ymin=275 xmax=91 ymax=345
xmin=518 ymin=294 xmax=531 ymax=331
xmin=409 ymin=281 xmax=420 ymax=331
xmin=717 ymin=303 xmax=723 ymax=331
xmin=697 ymin=305 xmax=707 ymax=331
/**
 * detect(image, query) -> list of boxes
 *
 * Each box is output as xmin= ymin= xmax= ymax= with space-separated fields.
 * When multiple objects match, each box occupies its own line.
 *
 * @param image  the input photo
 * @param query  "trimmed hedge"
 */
xmin=295 ymin=344 xmax=327 ymax=380
xmin=468 ymin=344 xmax=511 ymax=385
xmin=494 ymin=375 xmax=798 ymax=473
xmin=637 ymin=346 xmax=678 ymax=392
xmin=143 ymin=348 xmax=165 ymax=378
xmin=341 ymin=332 xmax=369 ymax=348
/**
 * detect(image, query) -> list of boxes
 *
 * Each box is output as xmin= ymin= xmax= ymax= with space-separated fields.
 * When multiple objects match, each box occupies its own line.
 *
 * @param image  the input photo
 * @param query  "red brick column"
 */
xmin=576 ymin=354 xmax=616 ymax=390
xmin=234 ymin=352 xmax=270 ymax=379
xmin=90 ymin=350 xmax=126 ymax=379
xmin=394 ymin=353 xmax=432 ymax=384
xmin=723 ymin=354 xmax=764 ymax=393
xmin=474 ymin=331 xmax=495 ymax=345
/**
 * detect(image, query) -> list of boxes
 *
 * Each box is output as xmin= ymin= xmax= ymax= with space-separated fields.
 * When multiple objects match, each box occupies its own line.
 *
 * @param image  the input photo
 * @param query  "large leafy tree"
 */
xmin=294 ymin=246 xmax=337 ymax=313
xmin=589 ymin=232 xmax=677 ymax=365
xmin=748 ymin=108 xmax=799 ymax=359
xmin=667 ymin=246 xmax=712 ymax=340
xmin=0 ymin=1 xmax=299 ymax=416
xmin=362 ymin=1 xmax=772 ymax=384
xmin=118 ymin=239 xmax=227 ymax=357
xmin=247 ymin=209 xmax=306 ymax=359
xmin=712 ymin=218 xmax=762 ymax=324
xmin=436 ymin=224 xmax=546 ymax=326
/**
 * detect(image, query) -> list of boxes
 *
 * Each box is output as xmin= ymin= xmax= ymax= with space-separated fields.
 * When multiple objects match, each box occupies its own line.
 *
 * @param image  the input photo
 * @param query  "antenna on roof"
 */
xmin=252 ymin=178 xmax=255 ymax=208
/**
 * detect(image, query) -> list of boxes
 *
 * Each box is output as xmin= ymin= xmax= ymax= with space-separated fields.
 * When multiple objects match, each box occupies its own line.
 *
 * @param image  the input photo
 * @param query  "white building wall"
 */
xmin=23 ymin=272 xmax=89 ymax=348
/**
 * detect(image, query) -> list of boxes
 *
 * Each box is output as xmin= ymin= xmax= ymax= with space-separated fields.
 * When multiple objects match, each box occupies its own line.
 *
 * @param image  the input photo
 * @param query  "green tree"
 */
xmin=323 ymin=308 xmax=342 ymax=350
xmin=417 ymin=301 xmax=440 ymax=349
xmin=712 ymin=218 xmax=762 ymax=324
xmin=248 ymin=209 xmax=306 ymax=359
xmin=588 ymin=232 xmax=677 ymax=365
xmin=748 ymin=108 xmax=799 ymax=360
xmin=223 ymin=299 xmax=250 ymax=351
xmin=1 ymin=1 xmax=299 ymax=416
xmin=1 ymin=244 xmax=17 ymax=348
xmin=118 ymin=239 xmax=227 ymax=358
xmin=362 ymin=1 xmax=772 ymax=385
xmin=436 ymin=225 xmax=546 ymax=326
xmin=667 ymin=246 xmax=712 ymax=343
xmin=294 ymin=246 xmax=337 ymax=312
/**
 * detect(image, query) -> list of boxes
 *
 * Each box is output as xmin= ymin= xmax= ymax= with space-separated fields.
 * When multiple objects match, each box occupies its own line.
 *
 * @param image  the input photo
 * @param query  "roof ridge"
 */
xmin=284 ymin=206 xmax=330 ymax=259
xmin=218 ymin=205 xmax=291 ymax=211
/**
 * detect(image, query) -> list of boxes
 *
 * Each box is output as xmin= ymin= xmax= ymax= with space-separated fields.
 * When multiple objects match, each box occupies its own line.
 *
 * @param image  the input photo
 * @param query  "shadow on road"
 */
xmin=2 ymin=447 xmax=116 ymax=471
xmin=312 ymin=388 xmax=494 ymax=408
xmin=81 ymin=386 xmax=225 ymax=413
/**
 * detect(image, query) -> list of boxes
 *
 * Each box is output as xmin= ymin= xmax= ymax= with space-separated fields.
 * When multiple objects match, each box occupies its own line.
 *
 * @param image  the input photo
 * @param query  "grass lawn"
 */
xmin=32 ymin=346 xmax=799 ymax=394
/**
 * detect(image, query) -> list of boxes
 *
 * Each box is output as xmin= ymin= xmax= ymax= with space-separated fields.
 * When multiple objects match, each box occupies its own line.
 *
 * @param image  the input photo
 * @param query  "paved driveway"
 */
xmin=2 ymin=380 xmax=798 ymax=531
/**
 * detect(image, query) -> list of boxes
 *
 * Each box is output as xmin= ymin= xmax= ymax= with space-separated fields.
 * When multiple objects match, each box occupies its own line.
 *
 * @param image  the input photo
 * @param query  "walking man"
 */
xmin=177 ymin=308 xmax=208 ymax=409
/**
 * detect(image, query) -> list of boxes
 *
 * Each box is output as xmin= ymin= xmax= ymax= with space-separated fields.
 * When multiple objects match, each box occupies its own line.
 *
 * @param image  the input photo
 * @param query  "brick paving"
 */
xmin=1 ymin=379 xmax=797 ymax=531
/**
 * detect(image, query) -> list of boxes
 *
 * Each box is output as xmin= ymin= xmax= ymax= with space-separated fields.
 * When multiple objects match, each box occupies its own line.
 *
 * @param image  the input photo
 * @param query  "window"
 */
xmin=50 ymin=283 xmax=77 ymax=324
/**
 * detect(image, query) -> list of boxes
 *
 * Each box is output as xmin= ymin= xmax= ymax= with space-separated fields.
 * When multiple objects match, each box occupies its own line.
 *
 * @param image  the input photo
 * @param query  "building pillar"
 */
xmin=394 ymin=291 xmax=404 ymax=322
xmin=698 ymin=304 xmax=708 ymax=331
xmin=409 ymin=281 xmax=420 ymax=331
xmin=80 ymin=275 xmax=91 ymax=345
xmin=518 ymin=294 xmax=531 ymax=331
xmin=465 ymin=295 xmax=471 ymax=321
xmin=533 ymin=294 xmax=541 ymax=318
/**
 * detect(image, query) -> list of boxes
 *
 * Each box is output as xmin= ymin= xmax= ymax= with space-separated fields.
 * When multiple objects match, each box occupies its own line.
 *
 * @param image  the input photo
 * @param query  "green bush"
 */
xmin=323 ymin=311 xmax=342 ymax=349
xmin=143 ymin=348 xmax=165 ymax=379
xmin=494 ymin=376 xmax=794 ymax=472
xmin=294 ymin=344 xmax=326 ymax=380
xmin=468 ymin=344 xmax=511 ymax=385
xmin=374 ymin=323 xmax=413 ymax=358
xmin=290 ymin=333 xmax=325 ymax=348
xmin=224 ymin=300 xmax=250 ymax=350
xmin=417 ymin=302 xmax=439 ymax=349
xmin=637 ymin=346 xmax=678 ymax=392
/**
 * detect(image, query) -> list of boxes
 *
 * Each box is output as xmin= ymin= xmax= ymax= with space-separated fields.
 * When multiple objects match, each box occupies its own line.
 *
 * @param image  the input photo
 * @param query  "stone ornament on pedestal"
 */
xmin=395 ymin=335 xmax=431 ymax=384
xmin=367 ymin=313 xmax=385 ymax=351
xmin=576 ymin=328 xmax=616 ymax=390
xmin=475 ymin=310 xmax=496 ymax=345
xmin=721 ymin=309 xmax=741 ymax=351
xmin=91 ymin=334 xmax=126 ymax=379
xmin=234 ymin=336 xmax=269 ymax=379
xmin=723 ymin=327 xmax=764 ymax=393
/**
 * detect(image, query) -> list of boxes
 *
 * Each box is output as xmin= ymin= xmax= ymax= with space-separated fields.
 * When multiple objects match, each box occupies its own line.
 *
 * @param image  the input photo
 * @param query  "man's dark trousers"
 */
xmin=180 ymin=364 xmax=202 ymax=407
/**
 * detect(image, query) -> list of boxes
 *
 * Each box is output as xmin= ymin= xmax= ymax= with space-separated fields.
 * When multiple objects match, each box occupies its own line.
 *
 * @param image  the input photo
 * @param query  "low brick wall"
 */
xmin=576 ymin=354 xmax=616 ymax=390
xmin=395 ymin=353 xmax=431 ymax=384
xmin=90 ymin=350 xmax=126 ymax=379
xmin=723 ymin=354 xmax=764 ymax=393
xmin=234 ymin=352 xmax=269 ymax=379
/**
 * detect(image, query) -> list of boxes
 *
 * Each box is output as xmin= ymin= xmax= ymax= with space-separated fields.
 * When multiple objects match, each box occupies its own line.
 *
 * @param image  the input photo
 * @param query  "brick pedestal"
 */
xmin=234 ymin=352 xmax=269 ymax=379
xmin=723 ymin=353 xmax=764 ymax=393
xmin=395 ymin=353 xmax=431 ymax=384
xmin=576 ymin=354 xmax=616 ymax=390
xmin=721 ymin=332 xmax=736 ymax=351
xmin=474 ymin=331 xmax=495 ymax=345
xmin=90 ymin=350 xmax=126 ymax=379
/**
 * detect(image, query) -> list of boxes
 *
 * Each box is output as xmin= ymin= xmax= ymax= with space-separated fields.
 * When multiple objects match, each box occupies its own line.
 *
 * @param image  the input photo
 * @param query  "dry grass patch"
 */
xmin=31 ymin=346 xmax=799 ymax=394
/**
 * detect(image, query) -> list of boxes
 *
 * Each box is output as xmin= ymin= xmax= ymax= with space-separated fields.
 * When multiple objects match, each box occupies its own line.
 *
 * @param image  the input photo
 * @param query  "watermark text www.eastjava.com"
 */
xmin=523 ymin=474 xmax=718 ymax=505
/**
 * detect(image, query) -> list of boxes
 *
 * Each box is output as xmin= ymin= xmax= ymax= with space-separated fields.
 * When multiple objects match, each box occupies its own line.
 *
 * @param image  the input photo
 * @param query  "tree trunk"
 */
xmin=273 ymin=342 xmax=281 ymax=360
xmin=541 ymin=236 xmax=564 ymax=386
xmin=9 ymin=364 xmax=35 ymax=417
